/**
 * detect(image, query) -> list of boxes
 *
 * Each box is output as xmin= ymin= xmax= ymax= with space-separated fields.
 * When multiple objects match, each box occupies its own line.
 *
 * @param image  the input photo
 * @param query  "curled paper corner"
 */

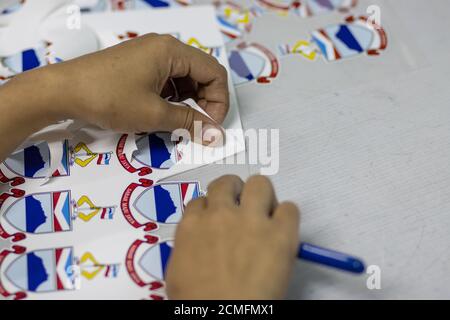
xmin=181 ymin=98 xmax=214 ymax=121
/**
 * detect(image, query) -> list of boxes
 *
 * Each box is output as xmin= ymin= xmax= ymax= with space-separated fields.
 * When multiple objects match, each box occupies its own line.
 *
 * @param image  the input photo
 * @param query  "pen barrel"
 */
xmin=298 ymin=243 xmax=365 ymax=274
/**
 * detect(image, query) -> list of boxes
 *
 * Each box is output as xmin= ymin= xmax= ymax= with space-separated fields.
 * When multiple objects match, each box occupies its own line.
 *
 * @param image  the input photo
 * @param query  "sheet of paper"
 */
xmin=0 ymin=5 xmax=244 ymax=300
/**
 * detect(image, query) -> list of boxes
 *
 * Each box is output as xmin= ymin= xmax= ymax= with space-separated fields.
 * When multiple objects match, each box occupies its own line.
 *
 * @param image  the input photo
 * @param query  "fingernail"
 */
xmin=201 ymin=124 xmax=225 ymax=147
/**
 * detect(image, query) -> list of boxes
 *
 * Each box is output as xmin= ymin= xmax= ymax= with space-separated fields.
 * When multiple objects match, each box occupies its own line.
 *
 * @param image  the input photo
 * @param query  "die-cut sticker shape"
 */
xmin=279 ymin=15 xmax=387 ymax=62
xmin=2 ymin=191 xmax=72 ymax=234
xmin=229 ymin=42 xmax=279 ymax=85
xmin=312 ymin=15 xmax=387 ymax=61
xmin=3 ymin=247 xmax=75 ymax=295
xmin=125 ymin=238 xmax=166 ymax=300
xmin=133 ymin=182 xmax=199 ymax=224
xmin=3 ymin=140 xmax=70 ymax=179
xmin=0 ymin=247 xmax=122 ymax=299
xmin=121 ymin=181 xmax=199 ymax=231
xmin=137 ymin=241 xmax=173 ymax=281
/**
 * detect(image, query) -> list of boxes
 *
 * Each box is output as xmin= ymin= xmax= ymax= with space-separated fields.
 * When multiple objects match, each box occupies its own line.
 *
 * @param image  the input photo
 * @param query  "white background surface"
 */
xmin=180 ymin=0 xmax=450 ymax=299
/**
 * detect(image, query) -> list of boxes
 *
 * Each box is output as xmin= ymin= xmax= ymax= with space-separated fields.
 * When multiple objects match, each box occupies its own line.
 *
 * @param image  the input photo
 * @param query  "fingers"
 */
xmin=240 ymin=175 xmax=277 ymax=217
xmin=185 ymin=197 xmax=207 ymax=214
xmin=207 ymin=175 xmax=244 ymax=208
xmin=273 ymin=202 xmax=301 ymax=252
xmin=165 ymin=36 xmax=230 ymax=124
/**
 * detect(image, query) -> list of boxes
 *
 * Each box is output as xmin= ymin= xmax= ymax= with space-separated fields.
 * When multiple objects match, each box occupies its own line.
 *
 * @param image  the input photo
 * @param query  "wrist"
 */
xmin=4 ymin=66 xmax=74 ymax=129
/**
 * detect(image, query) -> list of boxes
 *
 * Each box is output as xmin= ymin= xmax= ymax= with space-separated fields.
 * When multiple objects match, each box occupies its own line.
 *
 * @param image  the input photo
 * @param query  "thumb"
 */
xmin=157 ymin=98 xmax=225 ymax=147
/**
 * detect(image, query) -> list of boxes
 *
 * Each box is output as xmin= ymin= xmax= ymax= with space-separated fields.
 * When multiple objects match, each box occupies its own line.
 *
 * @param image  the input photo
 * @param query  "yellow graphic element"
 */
xmin=79 ymin=252 xmax=104 ymax=280
xmin=79 ymin=252 xmax=120 ymax=280
xmin=186 ymin=38 xmax=218 ymax=55
xmin=76 ymin=195 xmax=103 ymax=222
xmin=277 ymin=11 xmax=289 ymax=17
xmin=292 ymin=40 xmax=317 ymax=61
xmin=72 ymin=142 xmax=97 ymax=167
xmin=71 ymin=142 xmax=113 ymax=167
xmin=224 ymin=7 xmax=250 ymax=24
xmin=187 ymin=38 xmax=215 ymax=56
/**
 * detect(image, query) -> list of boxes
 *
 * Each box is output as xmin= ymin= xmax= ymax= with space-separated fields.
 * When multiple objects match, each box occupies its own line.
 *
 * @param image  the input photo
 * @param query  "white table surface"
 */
xmin=177 ymin=0 xmax=450 ymax=299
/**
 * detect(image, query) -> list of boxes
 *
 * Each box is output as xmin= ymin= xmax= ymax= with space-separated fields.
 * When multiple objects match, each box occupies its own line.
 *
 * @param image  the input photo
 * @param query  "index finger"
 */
xmin=167 ymin=37 xmax=230 ymax=124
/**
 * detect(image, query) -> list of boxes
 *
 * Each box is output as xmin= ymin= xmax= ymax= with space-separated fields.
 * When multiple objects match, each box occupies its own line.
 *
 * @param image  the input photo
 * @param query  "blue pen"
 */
xmin=298 ymin=243 xmax=365 ymax=274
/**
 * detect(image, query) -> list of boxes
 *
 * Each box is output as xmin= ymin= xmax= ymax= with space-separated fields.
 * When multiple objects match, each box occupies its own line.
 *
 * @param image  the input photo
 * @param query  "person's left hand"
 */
xmin=9 ymin=33 xmax=229 ymax=145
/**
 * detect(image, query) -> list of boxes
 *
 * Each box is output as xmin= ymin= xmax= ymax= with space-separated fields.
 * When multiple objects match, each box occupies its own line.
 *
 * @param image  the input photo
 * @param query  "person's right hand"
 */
xmin=166 ymin=175 xmax=300 ymax=300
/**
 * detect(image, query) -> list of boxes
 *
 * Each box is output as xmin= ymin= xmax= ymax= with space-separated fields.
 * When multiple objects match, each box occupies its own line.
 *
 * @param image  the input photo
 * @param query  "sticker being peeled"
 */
xmin=2 ymin=120 xmax=131 ymax=183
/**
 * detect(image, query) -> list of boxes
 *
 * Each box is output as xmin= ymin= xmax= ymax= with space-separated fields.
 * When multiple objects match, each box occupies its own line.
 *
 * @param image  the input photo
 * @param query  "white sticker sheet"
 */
xmin=0 ymin=5 xmax=244 ymax=300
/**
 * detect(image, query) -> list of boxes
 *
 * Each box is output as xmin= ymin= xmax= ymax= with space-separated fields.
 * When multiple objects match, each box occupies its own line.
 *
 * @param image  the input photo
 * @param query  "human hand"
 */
xmin=13 ymin=33 xmax=228 ymax=145
xmin=165 ymin=175 xmax=300 ymax=300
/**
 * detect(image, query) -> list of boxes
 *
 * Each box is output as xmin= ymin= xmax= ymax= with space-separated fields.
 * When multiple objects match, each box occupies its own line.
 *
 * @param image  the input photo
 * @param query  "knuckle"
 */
xmin=157 ymin=34 xmax=178 ymax=48
xmin=246 ymin=175 xmax=272 ymax=189
xmin=209 ymin=174 xmax=242 ymax=190
xmin=141 ymin=32 xmax=159 ymax=40
xmin=279 ymin=201 xmax=300 ymax=216
xmin=185 ymin=197 xmax=205 ymax=211
xmin=219 ymin=64 xmax=228 ymax=80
